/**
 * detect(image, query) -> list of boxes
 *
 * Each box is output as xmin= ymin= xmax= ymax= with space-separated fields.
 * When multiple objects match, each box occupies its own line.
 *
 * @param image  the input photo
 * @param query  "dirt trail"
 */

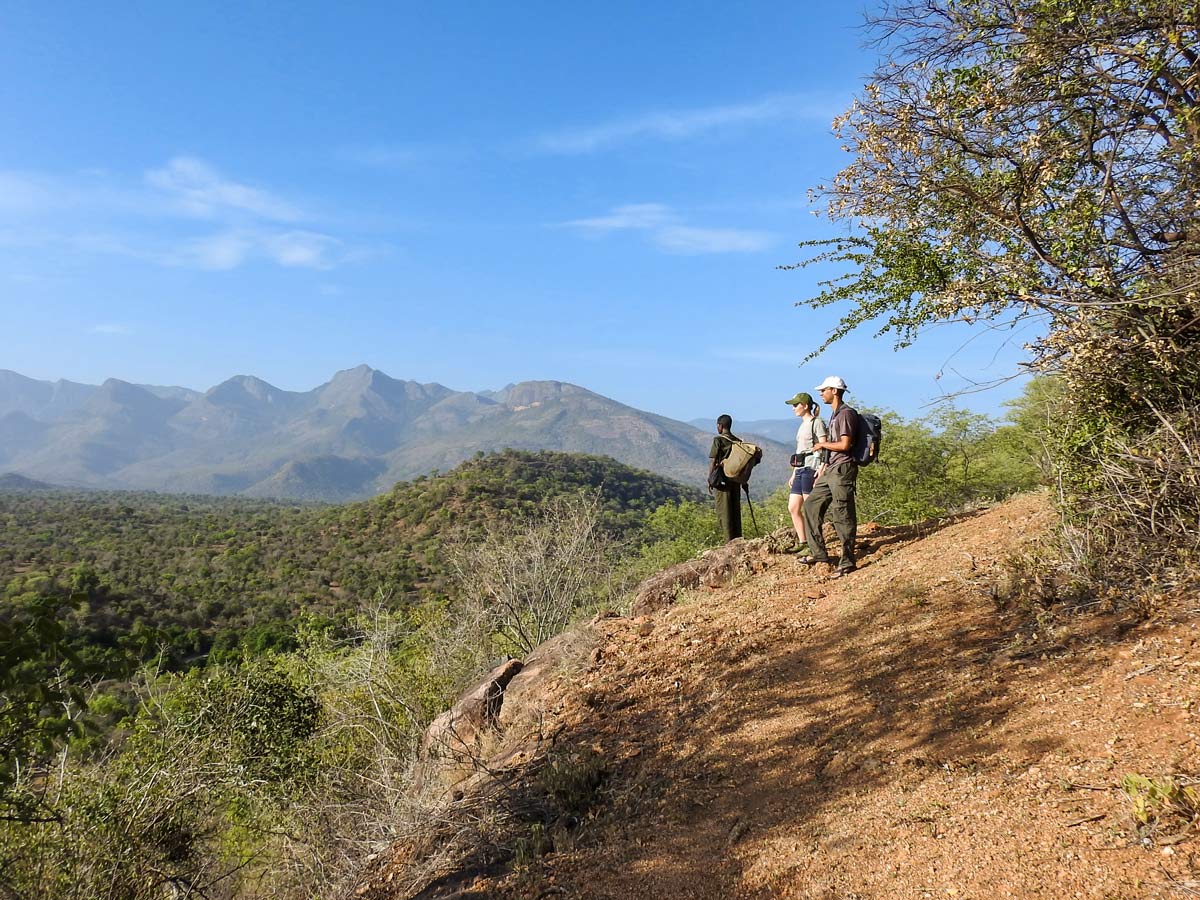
xmin=385 ymin=493 xmax=1200 ymax=898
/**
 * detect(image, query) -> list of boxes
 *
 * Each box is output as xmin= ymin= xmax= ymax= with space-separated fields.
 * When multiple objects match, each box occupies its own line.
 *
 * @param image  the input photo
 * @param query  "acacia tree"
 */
xmin=793 ymin=0 xmax=1200 ymax=570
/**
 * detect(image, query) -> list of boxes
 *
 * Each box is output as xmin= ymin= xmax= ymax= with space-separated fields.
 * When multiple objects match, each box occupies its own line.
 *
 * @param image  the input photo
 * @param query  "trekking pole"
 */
xmin=744 ymin=486 xmax=760 ymax=537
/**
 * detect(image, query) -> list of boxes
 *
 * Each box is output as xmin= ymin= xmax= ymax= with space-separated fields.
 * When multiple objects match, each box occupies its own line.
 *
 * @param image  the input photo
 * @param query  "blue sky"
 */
xmin=0 ymin=1 xmax=1035 ymax=423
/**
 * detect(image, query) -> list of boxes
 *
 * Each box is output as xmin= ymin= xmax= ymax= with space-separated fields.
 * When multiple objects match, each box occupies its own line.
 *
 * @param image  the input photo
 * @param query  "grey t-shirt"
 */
xmin=794 ymin=416 xmax=828 ymax=470
xmin=827 ymin=405 xmax=859 ymax=465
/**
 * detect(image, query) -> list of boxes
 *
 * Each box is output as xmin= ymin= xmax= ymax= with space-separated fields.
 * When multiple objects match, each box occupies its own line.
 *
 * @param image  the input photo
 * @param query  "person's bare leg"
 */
xmin=788 ymin=492 xmax=806 ymax=545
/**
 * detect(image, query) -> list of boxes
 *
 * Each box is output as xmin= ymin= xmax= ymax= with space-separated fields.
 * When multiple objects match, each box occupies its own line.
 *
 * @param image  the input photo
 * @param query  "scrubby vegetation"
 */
xmin=0 ymin=451 xmax=698 ymax=897
xmin=0 ymin=415 xmax=1040 ymax=897
xmin=0 ymin=449 xmax=701 ymax=676
xmin=792 ymin=0 xmax=1200 ymax=590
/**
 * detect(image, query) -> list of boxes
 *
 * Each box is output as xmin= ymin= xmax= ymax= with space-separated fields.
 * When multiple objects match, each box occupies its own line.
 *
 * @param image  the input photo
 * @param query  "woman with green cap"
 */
xmin=785 ymin=391 xmax=828 ymax=552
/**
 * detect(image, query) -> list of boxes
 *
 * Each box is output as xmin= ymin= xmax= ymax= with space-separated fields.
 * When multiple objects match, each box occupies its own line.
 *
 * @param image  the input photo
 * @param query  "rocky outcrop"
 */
xmin=412 ymin=628 xmax=601 ymax=805
xmin=352 ymin=627 xmax=603 ymax=898
xmin=413 ymin=658 xmax=524 ymax=798
xmin=630 ymin=535 xmax=775 ymax=617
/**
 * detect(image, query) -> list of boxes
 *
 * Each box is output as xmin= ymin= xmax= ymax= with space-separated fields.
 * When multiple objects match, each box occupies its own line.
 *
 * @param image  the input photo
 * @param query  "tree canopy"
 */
xmin=792 ymin=0 xmax=1200 ymax=571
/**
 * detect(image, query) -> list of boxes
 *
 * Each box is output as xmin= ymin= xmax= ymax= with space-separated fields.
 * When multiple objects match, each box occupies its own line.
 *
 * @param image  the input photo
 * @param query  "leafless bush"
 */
xmin=445 ymin=492 xmax=621 ymax=664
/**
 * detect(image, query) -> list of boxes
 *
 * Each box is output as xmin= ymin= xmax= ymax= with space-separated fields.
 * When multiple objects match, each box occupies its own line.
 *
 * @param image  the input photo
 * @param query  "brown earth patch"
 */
xmin=357 ymin=492 xmax=1200 ymax=899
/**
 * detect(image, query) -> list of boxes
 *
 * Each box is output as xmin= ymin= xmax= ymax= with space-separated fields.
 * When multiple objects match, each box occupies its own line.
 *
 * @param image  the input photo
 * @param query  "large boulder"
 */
xmin=412 ymin=626 xmax=601 ymax=804
xmin=498 ymin=627 xmax=598 ymax=735
xmin=630 ymin=537 xmax=773 ymax=617
xmin=413 ymin=658 xmax=524 ymax=796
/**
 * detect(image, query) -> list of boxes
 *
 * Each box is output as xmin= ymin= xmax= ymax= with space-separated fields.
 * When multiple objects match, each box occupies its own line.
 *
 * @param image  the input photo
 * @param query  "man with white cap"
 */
xmin=801 ymin=375 xmax=860 ymax=577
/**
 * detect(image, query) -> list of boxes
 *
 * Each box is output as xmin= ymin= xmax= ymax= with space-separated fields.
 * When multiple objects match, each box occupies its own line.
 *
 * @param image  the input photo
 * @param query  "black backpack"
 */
xmin=852 ymin=412 xmax=882 ymax=467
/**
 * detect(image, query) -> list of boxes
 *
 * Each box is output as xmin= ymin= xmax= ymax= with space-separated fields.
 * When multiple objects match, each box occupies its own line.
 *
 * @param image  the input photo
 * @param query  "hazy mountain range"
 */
xmin=689 ymin=417 xmax=801 ymax=446
xmin=0 ymin=366 xmax=792 ymax=501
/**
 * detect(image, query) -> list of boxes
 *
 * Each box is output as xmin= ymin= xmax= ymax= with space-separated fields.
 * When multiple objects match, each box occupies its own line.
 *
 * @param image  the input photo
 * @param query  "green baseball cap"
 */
xmin=786 ymin=391 xmax=814 ymax=408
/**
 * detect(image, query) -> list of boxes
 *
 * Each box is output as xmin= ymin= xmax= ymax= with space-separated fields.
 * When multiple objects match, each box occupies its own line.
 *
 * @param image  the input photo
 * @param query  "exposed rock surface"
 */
xmin=630 ymin=536 xmax=772 ymax=617
xmin=413 ymin=658 xmax=524 ymax=797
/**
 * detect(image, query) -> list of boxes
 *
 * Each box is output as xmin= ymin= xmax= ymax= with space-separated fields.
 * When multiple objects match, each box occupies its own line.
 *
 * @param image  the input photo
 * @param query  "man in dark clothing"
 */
xmin=709 ymin=414 xmax=743 ymax=542
xmin=801 ymin=376 xmax=859 ymax=577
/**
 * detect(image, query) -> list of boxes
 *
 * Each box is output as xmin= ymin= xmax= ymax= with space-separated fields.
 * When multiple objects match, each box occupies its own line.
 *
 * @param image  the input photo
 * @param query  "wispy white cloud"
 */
xmin=145 ymin=156 xmax=304 ymax=222
xmin=560 ymin=203 xmax=773 ymax=255
xmin=562 ymin=203 xmax=672 ymax=233
xmin=535 ymin=92 xmax=841 ymax=154
xmin=0 ymin=158 xmax=349 ymax=272
xmin=170 ymin=229 xmax=342 ymax=271
xmin=653 ymin=225 xmax=773 ymax=254
xmin=173 ymin=232 xmax=255 ymax=270
xmin=265 ymin=230 xmax=341 ymax=268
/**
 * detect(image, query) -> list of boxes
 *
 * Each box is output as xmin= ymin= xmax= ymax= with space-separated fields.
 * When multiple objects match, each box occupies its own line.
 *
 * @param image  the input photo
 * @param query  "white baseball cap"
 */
xmin=815 ymin=375 xmax=848 ymax=392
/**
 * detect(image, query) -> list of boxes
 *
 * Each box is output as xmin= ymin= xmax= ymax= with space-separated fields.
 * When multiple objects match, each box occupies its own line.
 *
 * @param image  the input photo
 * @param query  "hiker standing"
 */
xmin=709 ymin=414 xmax=743 ymax=542
xmin=785 ymin=391 xmax=828 ymax=552
xmin=801 ymin=376 xmax=860 ymax=577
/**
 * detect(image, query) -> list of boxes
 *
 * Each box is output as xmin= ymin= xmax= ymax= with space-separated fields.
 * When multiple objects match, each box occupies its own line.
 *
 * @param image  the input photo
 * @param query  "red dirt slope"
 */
xmin=370 ymin=492 xmax=1200 ymax=899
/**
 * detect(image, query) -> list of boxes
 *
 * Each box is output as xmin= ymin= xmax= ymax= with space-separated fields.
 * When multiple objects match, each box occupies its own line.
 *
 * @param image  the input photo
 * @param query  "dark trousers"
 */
xmin=802 ymin=462 xmax=858 ymax=569
xmin=715 ymin=486 xmax=742 ymax=542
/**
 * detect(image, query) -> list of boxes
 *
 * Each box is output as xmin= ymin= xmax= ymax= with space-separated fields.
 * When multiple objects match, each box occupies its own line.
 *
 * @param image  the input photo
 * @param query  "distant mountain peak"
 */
xmin=499 ymin=380 xmax=596 ymax=407
xmin=97 ymin=378 xmax=154 ymax=401
xmin=207 ymin=374 xmax=287 ymax=406
xmin=330 ymin=363 xmax=380 ymax=383
xmin=0 ymin=366 xmax=793 ymax=499
xmin=0 ymin=472 xmax=58 ymax=492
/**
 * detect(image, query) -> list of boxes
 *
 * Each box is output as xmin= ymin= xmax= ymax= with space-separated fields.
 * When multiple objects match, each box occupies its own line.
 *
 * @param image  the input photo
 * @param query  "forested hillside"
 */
xmin=0 ymin=450 xmax=702 ymax=672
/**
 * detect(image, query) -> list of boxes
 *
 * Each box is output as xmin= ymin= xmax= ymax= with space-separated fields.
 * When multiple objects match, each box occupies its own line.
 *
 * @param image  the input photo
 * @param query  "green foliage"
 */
xmin=792 ymin=0 xmax=1200 ymax=577
xmin=0 ymin=593 xmax=92 ymax=820
xmin=155 ymin=663 xmax=322 ymax=784
xmin=855 ymin=398 xmax=1043 ymax=525
xmin=0 ymin=619 xmax=434 ymax=900
xmin=1121 ymin=774 xmax=1200 ymax=843
xmin=0 ymin=661 xmax=320 ymax=899
xmin=0 ymin=450 xmax=701 ymax=678
xmin=630 ymin=499 xmax=724 ymax=575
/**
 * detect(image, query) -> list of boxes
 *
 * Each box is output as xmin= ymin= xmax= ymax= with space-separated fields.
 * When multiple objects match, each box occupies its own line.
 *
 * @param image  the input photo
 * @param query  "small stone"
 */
xmin=824 ymin=751 xmax=854 ymax=776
